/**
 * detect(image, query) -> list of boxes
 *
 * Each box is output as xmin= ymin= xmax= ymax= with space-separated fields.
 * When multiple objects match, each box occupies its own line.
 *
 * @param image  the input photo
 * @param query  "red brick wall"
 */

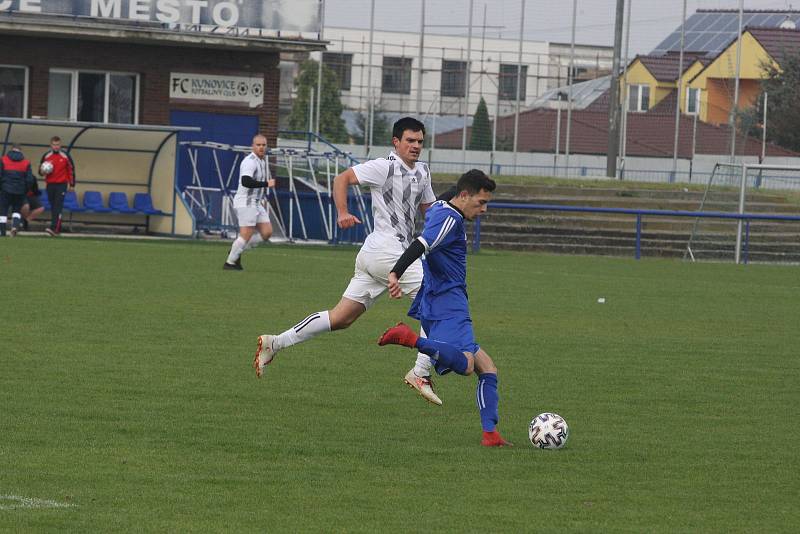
xmin=3 ymin=35 xmax=280 ymax=145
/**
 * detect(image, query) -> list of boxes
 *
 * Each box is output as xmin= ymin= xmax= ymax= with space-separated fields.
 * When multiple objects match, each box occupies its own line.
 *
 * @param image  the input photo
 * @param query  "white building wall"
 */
xmin=317 ymin=27 xmax=611 ymax=119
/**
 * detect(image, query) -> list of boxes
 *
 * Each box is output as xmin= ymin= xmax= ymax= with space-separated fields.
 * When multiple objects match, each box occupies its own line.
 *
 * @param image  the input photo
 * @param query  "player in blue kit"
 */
xmin=378 ymin=169 xmax=512 ymax=447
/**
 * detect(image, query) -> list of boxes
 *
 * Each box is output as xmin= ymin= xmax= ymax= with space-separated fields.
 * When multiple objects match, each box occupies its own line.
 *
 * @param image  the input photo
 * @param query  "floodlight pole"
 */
xmin=512 ymin=0 xmax=525 ymax=173
xmin=729 ymin=0 xmax=744 ymax=163
xmin=618 ymin=0 xmax=632 ymax=179
xmin=416 ymin=0 xmax=426 ymax=116
xmin=461 ymin=0 xmax=474 ymax=162
xmin=564 ymin=0 xmax=577 ymax=175
xmin=606 ymin=0 xmax=625 ymax=178
xmin=735 ymin=163 xmax=747 ymax=264
xmin=315 ymin=0 xmax=325 ymax=138
xmin=365 ymin=0 xmax=376 ymax=156
xmin=671 ymin=0 xmax=687 ymax=182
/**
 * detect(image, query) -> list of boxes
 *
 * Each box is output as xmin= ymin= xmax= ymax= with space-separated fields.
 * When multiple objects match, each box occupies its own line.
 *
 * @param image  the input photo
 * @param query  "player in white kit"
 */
xmin=252 ymin=117 xmax=444 ymax=405
xmin=224 ymin=134 xmax=276 ymax=270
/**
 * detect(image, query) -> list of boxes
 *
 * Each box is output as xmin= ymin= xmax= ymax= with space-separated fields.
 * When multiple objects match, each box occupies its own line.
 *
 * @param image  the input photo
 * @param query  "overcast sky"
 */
xmin=324 ymin=0 xmax=796 ymax=55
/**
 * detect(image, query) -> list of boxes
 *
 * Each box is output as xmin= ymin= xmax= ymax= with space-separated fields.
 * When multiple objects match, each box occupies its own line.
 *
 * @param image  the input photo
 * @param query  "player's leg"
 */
xmin=47 ymin=183 xmax=66 ymax=235
xmin=225 ymin=208 xmax=256 ymax=269
xmin=400 ymin=260 xmax=438 ymax=392
xmin=9 ymin=195 xmax=24 ymax=236
xmin=472 ymin=349 xmax=511 ymax=447
xmin=379 ymin=321 xmax=473 ymax=376
xmin=249 ymin=220 xmax=272 ymax=249
xmin=0 ymin=193 xmax=9 ymax=236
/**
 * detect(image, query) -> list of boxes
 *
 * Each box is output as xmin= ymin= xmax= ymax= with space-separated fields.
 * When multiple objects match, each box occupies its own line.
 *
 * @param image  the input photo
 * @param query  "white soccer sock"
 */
xmin=272 ymin=311 xmax=331 ymax=351
xmin=246 ymin=234 xmax=263 ymax=250
xmin=226 ymin=237 xmax=247 ymax=264
xmin=413 ymin=326 xmax=434 ymax=377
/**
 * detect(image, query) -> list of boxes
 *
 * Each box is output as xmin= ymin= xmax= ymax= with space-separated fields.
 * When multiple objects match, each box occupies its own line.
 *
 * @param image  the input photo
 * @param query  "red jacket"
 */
xmin=41 ymin=149 xmax=76 ymax=186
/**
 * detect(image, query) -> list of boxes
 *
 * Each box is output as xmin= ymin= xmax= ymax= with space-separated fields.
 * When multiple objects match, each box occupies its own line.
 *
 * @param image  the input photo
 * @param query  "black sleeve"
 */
xmin=241 ymin=175 xmax=269 ymax=188
xmin=436 ymin=186 xmax=457 ymax=202
xmin=390 ymin=238 xmax=426 ymax=279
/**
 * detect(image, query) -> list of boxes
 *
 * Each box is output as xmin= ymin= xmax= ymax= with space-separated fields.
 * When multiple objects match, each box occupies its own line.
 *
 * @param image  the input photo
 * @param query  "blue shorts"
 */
xmin=420 ymin=315 xmax=480 ymax=375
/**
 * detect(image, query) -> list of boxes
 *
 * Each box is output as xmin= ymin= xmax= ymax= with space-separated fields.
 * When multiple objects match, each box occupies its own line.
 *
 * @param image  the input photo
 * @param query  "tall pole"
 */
xmin=564 ymin=0 xmax=577 ymax=175
xmin=618 ymin=0 xmax=632 ymax=178
xmin=315 ymin=0 xmax=325 ymax=138
xmin=416 ymin=0 xmax=426 ymax=116
xmin=761 ymin=92 xmax=768 ymax=162
xmin=461 ymin=0 xmax=474 ymax=161
xmin=512 ymin=0 xmax=526 ymax=173
xmin=729 ymin=0 xmax=744 ymax=163
xmin=606 ymin=0 xmax=625 ymax=178
xmin=671 ymin=0 xmax=687 ymax=181
xmin=365 ymin=0 xmax=376 ymax=156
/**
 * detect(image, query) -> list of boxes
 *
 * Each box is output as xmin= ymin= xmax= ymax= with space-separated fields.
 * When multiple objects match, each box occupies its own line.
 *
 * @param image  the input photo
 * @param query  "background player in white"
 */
xmin=224 ymin=134 xmax=276 ymax=270
xmin=253 ymin=117 xmax=443 ymax=405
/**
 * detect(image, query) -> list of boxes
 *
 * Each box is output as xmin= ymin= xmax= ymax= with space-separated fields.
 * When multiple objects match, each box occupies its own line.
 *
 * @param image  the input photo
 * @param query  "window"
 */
xmin=628 ymin=84 xmax=650 ymax=112
xmin=499 ymin=64 xmax=527 ymax=100
xmin=382 ymin=56 xmax=412 ymax=95
xmin=0 ymin=65 xmax=28 ymax=118
xmin=441 ymin=60 xmax=467 ymax=97
xmin=48 ymin=69 xmax=139 ymax=124
xmin=686 ymin=87 xmax=701 ymax=114
xmin=323 ymin=52 xmax=352 ymax=91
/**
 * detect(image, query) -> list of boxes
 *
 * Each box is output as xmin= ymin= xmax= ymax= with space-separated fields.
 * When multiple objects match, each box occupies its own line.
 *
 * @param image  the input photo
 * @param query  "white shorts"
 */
xmin=342 ymin=247 xmax=423 ymax=309
xmin=235 ymin=204 xmax=270 ymax=227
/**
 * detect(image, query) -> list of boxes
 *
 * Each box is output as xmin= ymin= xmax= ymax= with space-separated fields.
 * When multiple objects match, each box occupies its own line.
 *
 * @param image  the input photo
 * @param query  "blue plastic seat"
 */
xmin=64 ymin=191 xmax=87 ymax=213
xmin=108 ymin=192 xmax=138 ymax=214
xmin=38 ymin=192 xmax=51 ymax=211
xmin=133 ymin=193 xmax=164 ymax=215
xmin=83 ymin=191 xmax=112 ymax=213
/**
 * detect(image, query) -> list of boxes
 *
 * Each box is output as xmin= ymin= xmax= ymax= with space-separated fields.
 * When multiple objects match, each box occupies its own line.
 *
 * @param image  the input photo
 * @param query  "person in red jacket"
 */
xmin=39 ymin=136 xmax=76 ymax=236
xmin=0 ymin=144 xmax=35 ymax=237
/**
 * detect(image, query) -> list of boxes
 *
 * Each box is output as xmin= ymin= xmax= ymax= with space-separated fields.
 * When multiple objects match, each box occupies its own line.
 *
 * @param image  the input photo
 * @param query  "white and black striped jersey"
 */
xmin=353 ymin=151 xmax=436 ymax=253
xmin=233 ymin=152 xmax=270 ymax=208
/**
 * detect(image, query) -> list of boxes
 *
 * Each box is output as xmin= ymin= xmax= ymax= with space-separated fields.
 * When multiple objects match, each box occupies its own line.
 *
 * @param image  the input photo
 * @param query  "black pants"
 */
xmin=0 ymin=191 xmax=27 ymax=235
xmin=47 ymin=182 xmax=68 ymax=232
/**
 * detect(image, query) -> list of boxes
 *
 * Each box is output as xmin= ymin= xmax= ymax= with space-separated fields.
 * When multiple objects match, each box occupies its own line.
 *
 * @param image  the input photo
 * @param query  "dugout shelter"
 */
xmin=0 ymin=117 xmax=199 ymax=236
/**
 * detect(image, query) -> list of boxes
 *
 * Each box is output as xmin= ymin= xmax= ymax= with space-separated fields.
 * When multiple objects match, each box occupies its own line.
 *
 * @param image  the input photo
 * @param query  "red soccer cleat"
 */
xmin=378 ymin=322 xmax=419 ymax=348
xmin=481 ymin=430 xmax=513 ymax=447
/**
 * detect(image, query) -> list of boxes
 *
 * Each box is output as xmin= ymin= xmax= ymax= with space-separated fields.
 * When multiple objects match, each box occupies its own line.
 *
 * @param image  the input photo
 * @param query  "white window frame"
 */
xmin=628 ymin=84 xmax=650 ymax=112
xmin=686 ymin=87 xmax=701 ymax=115
xmin=0 ymin=64 xmax=30 ymax=118
xmin=48 ymin=69 xmax=140 ymax=124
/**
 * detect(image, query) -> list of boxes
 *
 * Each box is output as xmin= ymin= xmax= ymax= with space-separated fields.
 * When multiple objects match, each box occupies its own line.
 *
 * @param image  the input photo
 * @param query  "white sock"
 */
xmin=273 ymin=311 xmax=331 ymax=351
xmin=413 ymin=325 xmax=434 ymax=377
xmin=226 ymin=237 xmax=247 ymax=264
xmin=246 ymin=234 xmax=263 ymax=250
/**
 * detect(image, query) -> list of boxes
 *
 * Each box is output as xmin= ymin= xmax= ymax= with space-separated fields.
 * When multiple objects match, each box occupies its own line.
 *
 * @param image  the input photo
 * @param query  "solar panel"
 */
xmin=650 ymin=10 xmax=800 ymax=56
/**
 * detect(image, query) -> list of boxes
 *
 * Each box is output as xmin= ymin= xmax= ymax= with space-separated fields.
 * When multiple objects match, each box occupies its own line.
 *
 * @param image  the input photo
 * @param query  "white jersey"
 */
xmin=352 ymin=151 xmax=436 ymax=254
xmin=233 ymin=152 xmax=270 ymax=208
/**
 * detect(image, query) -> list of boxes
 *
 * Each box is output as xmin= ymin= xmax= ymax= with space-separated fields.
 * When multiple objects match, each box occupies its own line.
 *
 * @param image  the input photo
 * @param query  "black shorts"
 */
xmin=27 ymin=195 xmax=42 ymax=210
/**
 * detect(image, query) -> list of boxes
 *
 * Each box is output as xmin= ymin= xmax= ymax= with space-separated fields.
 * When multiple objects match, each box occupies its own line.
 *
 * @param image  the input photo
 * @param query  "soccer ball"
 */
xmin=528 ymin=412 xmax=569 ymax=449
xmin=40 ymin=161 xmax=54 ymax=175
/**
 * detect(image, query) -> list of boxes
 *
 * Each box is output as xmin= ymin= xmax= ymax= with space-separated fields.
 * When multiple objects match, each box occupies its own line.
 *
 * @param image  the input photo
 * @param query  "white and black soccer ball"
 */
xmin=528 ymin=412 xmax=569 ymax=449
xmin=40 ymin=161 xmax=54 ymax=176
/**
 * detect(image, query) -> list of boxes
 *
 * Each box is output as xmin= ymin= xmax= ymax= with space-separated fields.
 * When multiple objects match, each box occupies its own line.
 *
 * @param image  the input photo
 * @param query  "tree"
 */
xmin=288 ymin=60 xmax=349 ymax=143
xmin=744 ymin=51 xmax=800 ymax=152
xmin=352 ymin=109 xmax=392 ymax=146
xmin=469 ymin=97 xmax=493 ymax=151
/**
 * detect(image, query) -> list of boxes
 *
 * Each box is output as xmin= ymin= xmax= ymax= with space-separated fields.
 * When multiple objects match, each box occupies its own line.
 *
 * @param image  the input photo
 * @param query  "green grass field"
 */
xmin=2 ymin=237 xmax=799 ymax=532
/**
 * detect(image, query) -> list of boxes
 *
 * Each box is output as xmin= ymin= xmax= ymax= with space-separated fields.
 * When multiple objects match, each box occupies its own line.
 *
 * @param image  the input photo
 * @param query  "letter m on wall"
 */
xmin=92 ymin=0 xmax=121 ymax=18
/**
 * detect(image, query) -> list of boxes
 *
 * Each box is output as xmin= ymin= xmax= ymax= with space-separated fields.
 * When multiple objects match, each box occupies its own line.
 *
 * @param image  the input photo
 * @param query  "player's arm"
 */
xmin=333 ymin=167 xmax=361 ymax=229
xmin=387 ymin=238 xmax=426 ymax=299
xmin=240 ymin=175 xmax=269 ymax=188
xmin=66 ymin=152 xmax=76 ymax=189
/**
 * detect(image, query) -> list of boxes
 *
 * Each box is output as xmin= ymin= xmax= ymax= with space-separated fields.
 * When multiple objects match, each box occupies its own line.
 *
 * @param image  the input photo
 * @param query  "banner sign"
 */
xmin=170 ymin=72 xmax=264 ymax=108
xmin=1 ymin=0 xmax=321 ymax=33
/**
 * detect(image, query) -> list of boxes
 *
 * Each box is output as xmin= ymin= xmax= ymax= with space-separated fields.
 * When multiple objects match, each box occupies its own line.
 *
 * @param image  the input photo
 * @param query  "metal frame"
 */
xmin=473 ymin=202 xmax=800 ymax=263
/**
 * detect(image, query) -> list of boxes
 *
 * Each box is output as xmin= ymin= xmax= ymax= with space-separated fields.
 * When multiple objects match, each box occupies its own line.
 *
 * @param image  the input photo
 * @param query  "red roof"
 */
xmin=747 ymin=27 xmax=800 ymax=66
xmin=434 ymin=104 xmax=797 ymax=158
xmin=635 ymin=54 xmax=705 ymax=82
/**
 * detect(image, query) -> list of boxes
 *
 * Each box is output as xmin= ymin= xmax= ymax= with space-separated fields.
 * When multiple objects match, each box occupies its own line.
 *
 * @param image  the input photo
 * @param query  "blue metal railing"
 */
xmin=472 ymin=202 xmax=800 ymax=262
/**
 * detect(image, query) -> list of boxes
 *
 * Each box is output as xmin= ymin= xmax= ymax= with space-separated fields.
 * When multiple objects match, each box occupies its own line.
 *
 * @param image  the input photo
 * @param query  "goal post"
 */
xmin=685 ymin=162 xmax=800 ymax=264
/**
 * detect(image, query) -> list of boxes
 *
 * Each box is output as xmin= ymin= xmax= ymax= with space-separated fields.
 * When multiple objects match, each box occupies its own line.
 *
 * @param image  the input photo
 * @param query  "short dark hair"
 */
xmin=50 ymin=136 xmax=61 ymax=143
xmin=392 ymin=117 xmax=425 ymax=140
xmin=456 ymin=169 xmax=496 ymax=195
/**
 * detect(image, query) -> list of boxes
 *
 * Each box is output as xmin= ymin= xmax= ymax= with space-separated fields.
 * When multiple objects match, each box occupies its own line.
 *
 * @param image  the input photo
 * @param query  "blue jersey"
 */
xmin=408 ymin=200 xmax=469 ymax=321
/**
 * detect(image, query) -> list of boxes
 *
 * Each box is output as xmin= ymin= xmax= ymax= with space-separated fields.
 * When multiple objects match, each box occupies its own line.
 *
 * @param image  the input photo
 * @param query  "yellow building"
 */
xmin=621 ymin=27 xmax=800 ymax=125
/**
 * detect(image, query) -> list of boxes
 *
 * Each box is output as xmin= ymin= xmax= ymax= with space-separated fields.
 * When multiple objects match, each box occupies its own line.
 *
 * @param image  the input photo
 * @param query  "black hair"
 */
xmin=392 ymin=117 xmax=426 ymax=140
xmin=456 ymin=169 xmax=496 ymax=195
